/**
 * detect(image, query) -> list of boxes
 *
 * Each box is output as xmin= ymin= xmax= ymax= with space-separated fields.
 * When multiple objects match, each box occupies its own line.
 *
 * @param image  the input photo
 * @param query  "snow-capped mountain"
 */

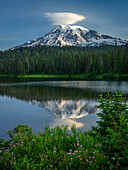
xmin=12 ymin=25 xmax=128 ymax=49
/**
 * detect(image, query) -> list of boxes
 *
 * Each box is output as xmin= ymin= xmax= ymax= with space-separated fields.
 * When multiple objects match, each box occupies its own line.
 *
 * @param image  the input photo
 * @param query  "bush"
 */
xmin=102 ymin=73 xmax=114 ymax=79
xmin=92 ymin=92 xmax=128 ymax=168
xmin=0 ymin=125 xmax=109 ymax=169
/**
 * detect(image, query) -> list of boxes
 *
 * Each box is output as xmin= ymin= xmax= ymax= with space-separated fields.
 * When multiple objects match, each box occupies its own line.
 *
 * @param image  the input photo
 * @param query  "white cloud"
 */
xmin=45 ymin=12 xmax=85 ymax=25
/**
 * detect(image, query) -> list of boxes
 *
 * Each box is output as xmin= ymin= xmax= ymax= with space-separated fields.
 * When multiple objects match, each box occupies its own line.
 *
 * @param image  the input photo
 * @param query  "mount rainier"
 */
xmin=12 ymin=25 xmax=128 ymax=49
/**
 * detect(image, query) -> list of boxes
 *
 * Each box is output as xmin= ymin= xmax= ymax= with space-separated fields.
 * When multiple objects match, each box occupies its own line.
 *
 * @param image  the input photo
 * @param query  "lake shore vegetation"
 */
xmin=0 ymin=92 xmax=128 ymax=169
xmin=0 ymin=73 xmax=128 ymax=80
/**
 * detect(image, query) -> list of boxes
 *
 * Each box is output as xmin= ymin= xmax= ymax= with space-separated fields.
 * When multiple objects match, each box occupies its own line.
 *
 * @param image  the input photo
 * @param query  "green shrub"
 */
xmin=92 ymin=92 xmax=128 ymax=168
xmin=0 ymin=125 xmax=109 ymax=169
xmin=102 ymin=73 xmax=114 ymax=79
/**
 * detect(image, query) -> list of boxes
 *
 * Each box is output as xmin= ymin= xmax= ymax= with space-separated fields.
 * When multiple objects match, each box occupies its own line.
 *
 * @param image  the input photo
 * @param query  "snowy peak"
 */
xmin=60 ymin=25 xmax=89 ymax=33
xmin=12 ymin=25 xmax=128 ymax=49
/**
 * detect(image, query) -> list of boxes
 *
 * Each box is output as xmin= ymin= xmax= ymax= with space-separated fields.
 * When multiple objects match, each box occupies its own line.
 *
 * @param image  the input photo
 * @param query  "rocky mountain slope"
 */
xmin=12 ymin=25 xmax=128 ymax=49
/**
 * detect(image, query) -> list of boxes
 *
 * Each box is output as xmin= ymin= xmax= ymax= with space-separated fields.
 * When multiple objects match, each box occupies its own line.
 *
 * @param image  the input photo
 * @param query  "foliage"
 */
xmin=0 ymin=125 xmax=109 ymax=169
xmin=0 ymin=45 xmax=128 ymax=77
xmin=0 ymin=92 xmax=128 ymax=169
xmin=92 ymin=92 xmax=128 ymax=168
xmin=92 ymin=92 xmax=128 ymax=135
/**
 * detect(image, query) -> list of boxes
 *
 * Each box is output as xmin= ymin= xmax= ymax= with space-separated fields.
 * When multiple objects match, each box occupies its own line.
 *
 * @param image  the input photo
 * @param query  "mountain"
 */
xmin=12 ymin=25 xmax=128 ymax=49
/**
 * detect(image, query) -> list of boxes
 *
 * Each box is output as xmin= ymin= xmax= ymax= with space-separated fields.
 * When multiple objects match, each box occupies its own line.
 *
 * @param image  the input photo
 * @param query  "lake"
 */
xmin=0 ymin=79 xmax=128 ymax=139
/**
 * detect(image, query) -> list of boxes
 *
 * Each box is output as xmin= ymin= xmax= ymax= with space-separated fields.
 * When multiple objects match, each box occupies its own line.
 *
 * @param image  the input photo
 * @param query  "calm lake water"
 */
xmin=0 ymin=79 xmax=128 ymax=139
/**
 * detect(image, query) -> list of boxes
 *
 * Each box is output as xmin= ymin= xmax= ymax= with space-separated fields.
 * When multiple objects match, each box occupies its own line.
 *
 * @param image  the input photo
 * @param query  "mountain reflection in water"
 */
xmin=0 ymin=84 xmax=99 ymax=119
xmin=0 ymin=80 xmax=128 ymax=119
xmin=30 ymin=99 xmax=98 ymax=119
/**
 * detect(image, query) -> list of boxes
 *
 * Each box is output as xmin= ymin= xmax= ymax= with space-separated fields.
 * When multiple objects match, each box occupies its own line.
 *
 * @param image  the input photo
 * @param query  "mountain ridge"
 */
xmin=11 ymin=25 xmax=128 ymax=50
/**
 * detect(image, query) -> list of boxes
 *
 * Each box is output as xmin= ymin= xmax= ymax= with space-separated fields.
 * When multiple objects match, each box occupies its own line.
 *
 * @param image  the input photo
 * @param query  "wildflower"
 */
xmin=80 ymin=145 xmax=82 ymax=147
xmin=9 ymin=129 xmax=11 ymax=131
xmin=14 ymin=163 xmax=16 ymax=165
xmin=73 ymin=153 xmax=75 ymax=155
xmin=80 ymin=158 xmax=82 ymax=160
xmin=68 ymin=153 xmax=71 ymax=155
xmin=69 ymin=163 xmax=71 ymax=165
xmin=92 ymin=156 xmax=94 ymax=159
xmin=76 ymin=137 xmax=78 ymax=140
xmin=85 ymin=150 xmax=87 ymax=151
xmin=93 ymin=152 xmax=95 ymax=154
xmin=77 ymin=143 xmax=79 ymax=146
xmin=86 ymin=159 xmax=88 ymax=161
xmin=69 ymin=149 xmax=71 ymax=151
xmin=77 ymin=141 xmax=79 ymax=143
xmin=71 ymin=158 xmax=73 ymax=160
xmin=21 ymin=141 xmax=23 ymax=143
xmin=53 ymin=151 xmax=56 ymax=152
xmin=74 ymin=150 xmax=78 ymax=153
xmin=79 ymin=150 xmax=81 ymax=152
xmin=89 ymin=161 xmax=91 ymax=163
xmin=50 ymin=165 xmax=53 ymax=167
xmin=104 ymin=156 xmax=106 ymax=158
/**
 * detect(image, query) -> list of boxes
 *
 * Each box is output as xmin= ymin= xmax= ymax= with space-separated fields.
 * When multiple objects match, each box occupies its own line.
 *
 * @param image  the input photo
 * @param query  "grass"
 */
xmin=0 ymin=73 xmax=128 ymax=80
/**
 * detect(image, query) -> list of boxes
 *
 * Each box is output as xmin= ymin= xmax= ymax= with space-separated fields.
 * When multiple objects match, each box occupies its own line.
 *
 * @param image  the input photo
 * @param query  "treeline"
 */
xmin=0 ymin=45 xmax=128 ymax=75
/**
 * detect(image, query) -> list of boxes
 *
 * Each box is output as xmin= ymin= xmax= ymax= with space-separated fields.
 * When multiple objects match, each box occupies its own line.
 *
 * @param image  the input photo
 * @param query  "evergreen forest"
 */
xmin=0 ymin=45 xmax=128 ymax=78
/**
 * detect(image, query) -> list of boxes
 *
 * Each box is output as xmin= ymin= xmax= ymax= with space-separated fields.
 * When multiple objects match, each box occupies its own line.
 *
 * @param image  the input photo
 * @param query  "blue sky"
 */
xmin=0 ymin=0 xmax=128 ymax=50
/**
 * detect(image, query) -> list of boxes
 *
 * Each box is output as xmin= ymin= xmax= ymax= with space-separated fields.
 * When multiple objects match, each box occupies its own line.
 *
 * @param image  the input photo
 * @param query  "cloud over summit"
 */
xmin=45 ymin=12 xmax=85 ymax=25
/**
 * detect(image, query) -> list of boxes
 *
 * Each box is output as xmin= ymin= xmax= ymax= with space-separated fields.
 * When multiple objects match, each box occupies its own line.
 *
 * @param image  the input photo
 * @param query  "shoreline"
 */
xmin=0 ymin=73 xmax=128 ymax=81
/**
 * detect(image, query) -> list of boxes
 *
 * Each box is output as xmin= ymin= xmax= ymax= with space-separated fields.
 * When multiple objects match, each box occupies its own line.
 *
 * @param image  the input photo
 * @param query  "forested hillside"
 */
xmin=0 ymin=45 xmax=128 ymax=76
